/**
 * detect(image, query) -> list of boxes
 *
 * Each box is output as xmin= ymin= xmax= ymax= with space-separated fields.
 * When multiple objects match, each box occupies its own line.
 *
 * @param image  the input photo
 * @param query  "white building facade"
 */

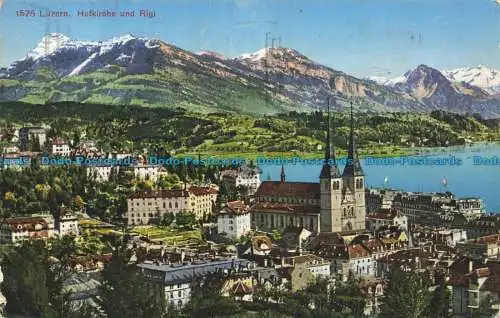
xmin=217 ymin=201 xmax=251 ymax=240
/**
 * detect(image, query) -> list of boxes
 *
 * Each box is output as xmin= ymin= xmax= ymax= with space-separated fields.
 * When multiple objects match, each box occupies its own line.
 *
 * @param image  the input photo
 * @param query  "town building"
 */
xmin=281 ymin=226 xmax=312 ymax=252
xmin=392 ymin=192 xmax=454 ymax=225
xmin=128 ymin=164 xmax=165 ymax=182
xmin=0 ymin=216 xmax=53 ymax=244
xmin=0 ymin=211 xmax=79 ymax=244
xmin=449 ymin=257 xmax=500 ymax=317
xmin=2 ymin=145 xmax=19 ymax=154
xmin=435 ymin=228 xmax=467 ymax=247
xmin=57 ymin=212 xmax=79 ymax=237
xmin=19 ymin=127 xmax=46 ymax=151
xmin=87 ymin=166 xmax=119 ymax=183
xmin=456 ymin=234 xmax=500 ymax=260
xmin=217 ymin=200 xmax=251 ymax=240
xmin=363 ymin=278 xmax=385 ymax=317
xmin=220 ymin=165 xmax=261 ymax=195
xmin=366 ymin=209 xmax=408 ymax=232
xmin=250 ymin=100 xmax=366 ymax=234
xmin=365 ymin=188 xmax=401 ymax=213
xmin=137 ymin=258 xmax=254 ymax=310
xmin=50 ymin=137 xmax=71 ymax=157
xmin=454 ymin=198 xmax=484 ymax=219
xmin=125 ymin=186 xmax=218 ymax=225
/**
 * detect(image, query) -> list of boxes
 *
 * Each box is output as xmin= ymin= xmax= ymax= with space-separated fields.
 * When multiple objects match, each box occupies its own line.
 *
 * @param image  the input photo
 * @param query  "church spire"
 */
xmin=343 ymin=100 xmax=364 ymax=176
xmin=320 ymin=96 xmax=340 ymax=179
xmin=280 ymin=163 xmax=286 ymax=183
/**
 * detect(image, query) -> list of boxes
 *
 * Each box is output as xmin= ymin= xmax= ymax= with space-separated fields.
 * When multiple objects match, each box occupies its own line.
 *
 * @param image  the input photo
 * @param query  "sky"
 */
xmin=0 ymin=0 xmax=499 ymax=78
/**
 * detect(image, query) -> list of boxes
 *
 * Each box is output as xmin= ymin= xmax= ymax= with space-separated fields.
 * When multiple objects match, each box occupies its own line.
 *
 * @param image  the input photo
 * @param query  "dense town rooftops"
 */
xmin=254 ymin=181 xmax=320 ymax=199
xmin=313 ymin=243 xmax=371 ymax=259
xmin=366 ymin=209 xmax=397 ymax=220
xmin=467 ymin=234 xmax=500 ymax=244
xmin=250 ymin=202 xmax=320 ymax=214
xmin=308 ymin=232 xmax=344 ymax=248
xmin=376 ymin=248 xmax=432 ymax=265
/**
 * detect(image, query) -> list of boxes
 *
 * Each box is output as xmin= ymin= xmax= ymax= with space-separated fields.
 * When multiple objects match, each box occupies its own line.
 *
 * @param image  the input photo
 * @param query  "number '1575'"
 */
xmin=16 ymin=10 xmax=36 ymax=17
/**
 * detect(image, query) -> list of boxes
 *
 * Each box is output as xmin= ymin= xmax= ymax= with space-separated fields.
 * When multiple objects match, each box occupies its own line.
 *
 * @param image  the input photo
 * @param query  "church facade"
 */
xmin=250 ymin=100 xmax=366 ymax=234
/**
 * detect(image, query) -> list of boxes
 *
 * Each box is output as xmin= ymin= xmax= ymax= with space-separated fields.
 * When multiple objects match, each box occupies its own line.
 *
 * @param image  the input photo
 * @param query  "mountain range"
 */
xmin=1 ymin=33 xmax=500 ymax=118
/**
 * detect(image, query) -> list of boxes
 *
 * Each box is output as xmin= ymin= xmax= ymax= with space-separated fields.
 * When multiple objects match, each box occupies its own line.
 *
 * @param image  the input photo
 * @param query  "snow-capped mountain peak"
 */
xmin=442 ymin=65 xmax=500 ymax=94
xmin=365 ymin=74 xmax=407 ymax=86
xmin=26 ymin=33 xmax=71 ymax=60
xmin=24 ymin=33 xmax=143 ymax=62
xmin=235 ymin=48 xmax=268 ymax=62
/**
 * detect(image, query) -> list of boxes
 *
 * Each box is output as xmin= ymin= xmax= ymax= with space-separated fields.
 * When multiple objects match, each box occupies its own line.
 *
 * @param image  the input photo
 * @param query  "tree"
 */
xmin=2 ymin=240 xmax=55 ymax=316
xmin=73 ymin=195 xmax=85 ymax=210
xmin=98 ymin=243 xmax=162 ymax=318
xmin=175 ymin=212 xmax=196 ymax=227
xmin=378 ymin=268 xmax=433 ymax=318
xmin=429 ymin=274 xmax=450 ymax=318
xmin=182 ymin=272 xmax=242 ymax=318
xmin=272 ymin=229 xmax=282 ymax=241
xmin=332 ymin=273 xmax=365 ymax=318
xmin=161 ymin=213 xmax=175 ymax=227
xmin=1 ymin=238 xmax=78 ymax=317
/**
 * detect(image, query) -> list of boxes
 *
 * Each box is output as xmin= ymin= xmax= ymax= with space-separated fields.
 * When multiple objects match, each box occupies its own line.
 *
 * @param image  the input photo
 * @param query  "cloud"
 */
xmin=0 ymin=0 xmax=5 ymax=11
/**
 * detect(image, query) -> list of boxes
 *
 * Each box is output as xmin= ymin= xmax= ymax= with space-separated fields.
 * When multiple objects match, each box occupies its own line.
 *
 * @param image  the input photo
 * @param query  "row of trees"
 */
xmin=2 ymin=101 xmax=497 ymax=157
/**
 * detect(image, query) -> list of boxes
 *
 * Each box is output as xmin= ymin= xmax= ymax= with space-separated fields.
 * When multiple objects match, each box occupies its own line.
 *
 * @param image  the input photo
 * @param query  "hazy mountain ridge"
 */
xmin=1 ymin=33 xmax=500 ymax=118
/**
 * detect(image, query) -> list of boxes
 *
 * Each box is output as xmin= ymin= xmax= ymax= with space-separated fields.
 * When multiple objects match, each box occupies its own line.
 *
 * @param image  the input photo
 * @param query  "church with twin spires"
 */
xmin=249 ymin=99 xmax=366 ymax=233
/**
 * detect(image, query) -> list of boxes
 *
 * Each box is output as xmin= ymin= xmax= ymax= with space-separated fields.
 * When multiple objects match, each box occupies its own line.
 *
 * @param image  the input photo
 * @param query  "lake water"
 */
xmin=259 ymin=143 xmax=500 ymax=213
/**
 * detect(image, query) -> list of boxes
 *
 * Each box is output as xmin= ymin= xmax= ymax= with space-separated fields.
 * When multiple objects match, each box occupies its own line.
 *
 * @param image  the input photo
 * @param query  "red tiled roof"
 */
xmin=250 ymin=202 xmax=320 ymax=215
xmin=309 ymin=232 xmax=343 ymax=248
xmin=255 ymin=181 xmax=320 ymax=199
xmin=349 ymin=244 xmax=370 ymax=258
xmin=51 ymin=137 xmax=68 ymax=146
xmin=6 ymin=217 xmax=49 ymax=232
xmin=188 ymin=186 xmax=218 ymax=196
xmin=448 ymin=275 xmax=469 ymax=287
xmin=220 ymin=201 xmax=249 ymax=215
xmin=469 ymin=234 xmax=500 ymax=244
